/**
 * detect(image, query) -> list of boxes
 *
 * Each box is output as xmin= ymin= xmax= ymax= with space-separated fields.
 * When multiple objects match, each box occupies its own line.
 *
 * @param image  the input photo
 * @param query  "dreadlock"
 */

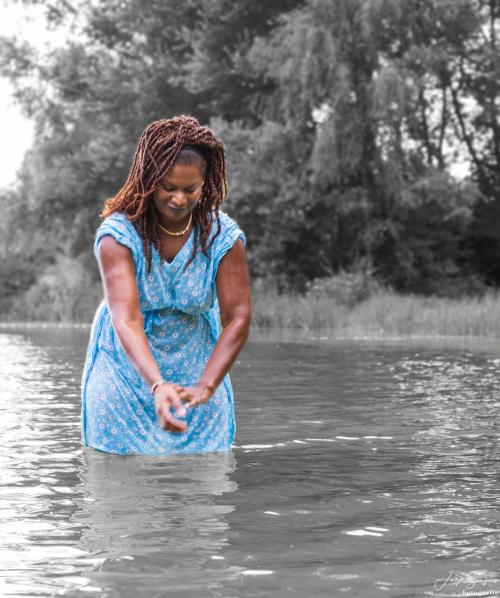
xmin=101 ymin=115 xmax=227 ymax=274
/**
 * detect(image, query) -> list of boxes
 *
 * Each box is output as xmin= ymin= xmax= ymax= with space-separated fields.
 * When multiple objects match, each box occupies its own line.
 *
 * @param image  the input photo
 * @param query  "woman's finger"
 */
xmin=169 ymin=384 xmax=190 ymax=402
xmin=154 ymin=392 xmax=186 ymax=431
xmin=181 ymin=389 xmax=199 ymax=408
xmin=160 ymin=410 xmax=186 ymax=432
xmin=176 ymin=387 xmax=192 ymax=401
xmin=171 ymin=387 xmax=196 ymax=407
xmin=165 ymin=385 xmax=187 ymax=417
xmin=178 ymin=386 xmax=198 ymax=403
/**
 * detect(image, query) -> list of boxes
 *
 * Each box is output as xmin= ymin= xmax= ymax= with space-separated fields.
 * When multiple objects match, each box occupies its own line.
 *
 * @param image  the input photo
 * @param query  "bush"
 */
xmin=304 ymin=270 xmax=382 ymax=308
xmin=9 ymin=255 xmax=102 ymax=322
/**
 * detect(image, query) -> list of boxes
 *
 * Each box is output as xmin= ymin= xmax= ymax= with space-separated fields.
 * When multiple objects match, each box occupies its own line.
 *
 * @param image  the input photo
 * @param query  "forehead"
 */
xmin=161 ymin=162 xmax=205 ymax=182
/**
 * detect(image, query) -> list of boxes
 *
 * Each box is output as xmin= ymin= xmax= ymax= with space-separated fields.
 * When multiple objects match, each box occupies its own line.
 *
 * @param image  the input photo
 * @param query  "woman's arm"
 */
xmin=97 ymin=236 xmax=188 ymax=431
xmin=186 ymin=239 xmax=252 ymax=406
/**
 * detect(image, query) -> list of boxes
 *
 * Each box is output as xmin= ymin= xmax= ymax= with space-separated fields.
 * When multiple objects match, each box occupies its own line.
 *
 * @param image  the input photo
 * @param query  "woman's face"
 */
xmin=152 ymin=162 xmax=205 ymax=226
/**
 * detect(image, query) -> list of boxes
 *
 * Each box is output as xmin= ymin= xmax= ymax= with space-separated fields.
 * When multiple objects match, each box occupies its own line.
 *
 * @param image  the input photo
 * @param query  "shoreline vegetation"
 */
xmin=1 ymin=3 xmax=499 ymax=348
xmin=1 ymin=3 xmax=499 ymax=349
xmin=1 ymin=287 xmax=500 ymax=338
xmin=253 ymin=289 xmax=500 ymax=338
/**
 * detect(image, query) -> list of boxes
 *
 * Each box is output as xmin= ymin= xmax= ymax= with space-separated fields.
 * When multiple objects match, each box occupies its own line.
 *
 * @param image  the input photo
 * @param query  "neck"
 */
xmin=155 ymin=208 xmax=192 ymax=233
xmin=158 ymin=213 xmax=192 ymax=234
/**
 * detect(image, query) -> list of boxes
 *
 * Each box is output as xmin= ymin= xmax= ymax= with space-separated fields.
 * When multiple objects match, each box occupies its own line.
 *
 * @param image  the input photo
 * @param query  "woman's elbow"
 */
xmin=109 ymin=306 xmax=144 ymax=332
xmin=221 ymin=307 xmax=252 ymax=340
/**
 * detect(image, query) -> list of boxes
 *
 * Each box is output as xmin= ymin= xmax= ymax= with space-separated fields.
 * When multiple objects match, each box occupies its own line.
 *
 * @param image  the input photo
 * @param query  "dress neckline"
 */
xmin=152 ymin=226 xmax=195 ymax=268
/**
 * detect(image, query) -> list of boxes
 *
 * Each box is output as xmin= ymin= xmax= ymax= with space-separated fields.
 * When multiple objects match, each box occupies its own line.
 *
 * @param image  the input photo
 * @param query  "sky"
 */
xmin=0 ymin=2 xmax=69 ymax=189
xmin=0 ymin=77 xmax=33 ymax=189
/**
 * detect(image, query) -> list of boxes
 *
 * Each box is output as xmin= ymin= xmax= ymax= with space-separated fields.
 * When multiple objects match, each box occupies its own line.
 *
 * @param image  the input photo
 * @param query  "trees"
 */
xmin=213 ymin=0 xmax=494 ymax=292
xmin=0 ymin=0 xmax=498 ymax=320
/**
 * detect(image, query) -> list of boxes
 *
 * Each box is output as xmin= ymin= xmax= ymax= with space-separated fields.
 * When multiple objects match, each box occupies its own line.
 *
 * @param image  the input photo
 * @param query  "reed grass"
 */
xmin=2 ymin=288 xmax=499 ymax=338
xmin=252 ymin=289 xmax=500 ymax=337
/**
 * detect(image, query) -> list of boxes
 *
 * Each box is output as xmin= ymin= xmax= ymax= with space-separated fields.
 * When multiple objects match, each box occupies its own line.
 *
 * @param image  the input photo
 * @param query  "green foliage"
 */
xmin=9 ymin=255 xmax=102 ymax=322
xmin=0 ymin=0 xmax=498 ymax=322
xmin=305 ymin=271 xmax=382 ymax=308
xmin=251 ymin=284 xmax=500 ymax=336
xmin=0 ymin=254 xmax=37 ymax=317
xmin=373 ymin=171 xmax=483 ymax=294
xmin=344 ymin=290 xmax=500 ymax=337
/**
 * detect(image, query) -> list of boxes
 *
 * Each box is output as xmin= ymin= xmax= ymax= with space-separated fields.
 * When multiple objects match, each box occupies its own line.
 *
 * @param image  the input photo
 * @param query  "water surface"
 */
xmin=0 ymin=326 xmax=499 ymax=597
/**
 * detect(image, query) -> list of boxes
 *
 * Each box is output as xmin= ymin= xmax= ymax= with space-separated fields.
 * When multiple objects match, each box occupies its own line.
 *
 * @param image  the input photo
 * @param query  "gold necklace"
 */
xmin=157 ymin=214 xmax=192 ymax=237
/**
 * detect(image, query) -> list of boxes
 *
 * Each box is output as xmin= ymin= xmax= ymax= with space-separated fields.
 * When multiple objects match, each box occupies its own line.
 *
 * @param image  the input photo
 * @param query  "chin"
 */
xmin=165 ymin=208 xmax=186 ymax=217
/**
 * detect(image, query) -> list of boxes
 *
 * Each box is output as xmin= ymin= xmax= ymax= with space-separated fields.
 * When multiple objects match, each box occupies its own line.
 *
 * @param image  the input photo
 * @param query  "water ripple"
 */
xmin=0 ymin=330 xmax=499 ymax=597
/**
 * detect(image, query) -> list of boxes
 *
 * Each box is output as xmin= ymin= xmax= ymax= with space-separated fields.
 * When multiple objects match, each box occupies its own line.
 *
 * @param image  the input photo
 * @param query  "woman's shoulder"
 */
xmin=207 ymin=209 xmax=246 ymax=266
xmin=97 ymin=211 xmax=139 ymax=239
xmin=94 ymin=211 xmax=142 ymax=260
xmin=100 ymin=210 xmax=134 ymax=228
xmin=217 ymin=209 xmax=237 ymax=226
xmin=210 ymin=209 xmax=245 ymax=241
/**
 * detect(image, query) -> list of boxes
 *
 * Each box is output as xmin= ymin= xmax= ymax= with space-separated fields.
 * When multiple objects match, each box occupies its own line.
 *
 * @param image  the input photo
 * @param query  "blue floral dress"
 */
xmin=80 ymin=210 xmax=246 ymax=456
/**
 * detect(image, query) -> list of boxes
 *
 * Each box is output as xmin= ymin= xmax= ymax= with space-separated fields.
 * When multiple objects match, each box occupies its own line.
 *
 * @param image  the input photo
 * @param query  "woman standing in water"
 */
xmin=80 ymin=115 xmax=252 ymax=455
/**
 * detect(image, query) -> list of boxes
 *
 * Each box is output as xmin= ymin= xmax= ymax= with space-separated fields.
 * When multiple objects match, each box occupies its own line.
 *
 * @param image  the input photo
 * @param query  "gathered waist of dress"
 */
xmin=92 ymin=302 xmax=213 ymax=353
xmin=142 ymin=307 xmax=203 ymax=335
xmin=93 ymin=303 xmax=200 ymax=329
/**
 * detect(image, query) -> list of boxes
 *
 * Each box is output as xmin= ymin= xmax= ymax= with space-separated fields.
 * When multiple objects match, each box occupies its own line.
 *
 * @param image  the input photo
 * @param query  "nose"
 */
xmin=170 ymin=191 xmax=187 ymax=207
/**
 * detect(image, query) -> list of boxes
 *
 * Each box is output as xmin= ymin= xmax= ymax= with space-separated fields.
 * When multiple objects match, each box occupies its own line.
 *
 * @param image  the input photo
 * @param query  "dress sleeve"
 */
xmin=93 ymin=213 xmax=142 ymax=270
xmin=211 ymin=211 xmax=247 ymax=282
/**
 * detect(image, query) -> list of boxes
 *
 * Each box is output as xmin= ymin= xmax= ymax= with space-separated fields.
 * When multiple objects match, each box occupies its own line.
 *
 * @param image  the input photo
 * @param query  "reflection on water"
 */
xmin=0 ymin=327 xmax=499 ymax=597
xmin=75 ymin=449 xmax=238 ymax=597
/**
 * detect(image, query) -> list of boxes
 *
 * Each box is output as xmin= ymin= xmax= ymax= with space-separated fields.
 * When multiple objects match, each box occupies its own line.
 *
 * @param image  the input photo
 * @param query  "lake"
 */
xmin=0 ymin=326 xmax=499 ymax=597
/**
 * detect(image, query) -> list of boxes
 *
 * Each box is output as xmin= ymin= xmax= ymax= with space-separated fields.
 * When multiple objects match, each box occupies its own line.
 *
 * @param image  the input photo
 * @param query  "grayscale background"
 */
xmin=0 ymin=1 xmax=499 ymax=597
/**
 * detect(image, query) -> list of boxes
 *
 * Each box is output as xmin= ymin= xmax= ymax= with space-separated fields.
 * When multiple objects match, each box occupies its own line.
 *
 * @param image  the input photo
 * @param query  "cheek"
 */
xmin=190 ymin=191 xmax=203 ymax=204
xmin=153 ymin=188 xmax=171 ymax=204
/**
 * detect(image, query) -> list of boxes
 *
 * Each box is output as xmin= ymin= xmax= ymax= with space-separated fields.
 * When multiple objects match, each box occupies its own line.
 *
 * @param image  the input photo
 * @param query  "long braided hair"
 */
xmin=101 ymin=115 xmax=227 ymax=274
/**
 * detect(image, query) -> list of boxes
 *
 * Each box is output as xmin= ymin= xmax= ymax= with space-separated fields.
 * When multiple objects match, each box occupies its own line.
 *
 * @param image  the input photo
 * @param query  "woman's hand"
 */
xmin=181 ymin=383 xmax=213 ymax=409
xmin=153 ymin=383 xmax=189 ymax=432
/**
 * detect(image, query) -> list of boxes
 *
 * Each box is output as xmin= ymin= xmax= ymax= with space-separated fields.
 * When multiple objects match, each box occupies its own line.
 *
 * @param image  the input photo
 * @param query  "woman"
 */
xmin=80 ymin=115 xmax=252 ymax=456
